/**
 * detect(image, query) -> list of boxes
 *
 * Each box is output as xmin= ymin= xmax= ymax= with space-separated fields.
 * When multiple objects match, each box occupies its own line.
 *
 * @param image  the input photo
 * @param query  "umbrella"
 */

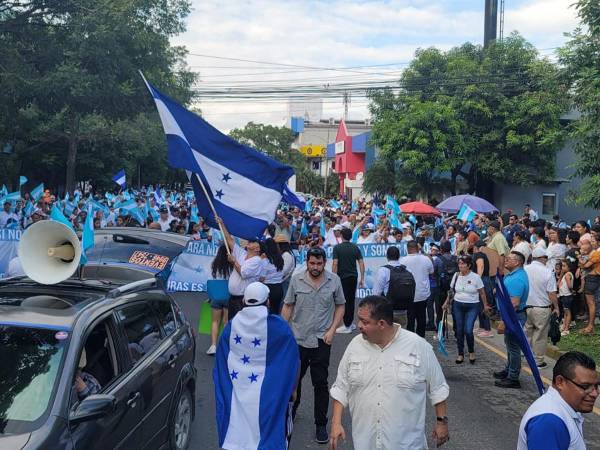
xmin=399 ymin=201 xmax=441 ymax=216
xmin=436 ymin=194 xmax=498 ymax=214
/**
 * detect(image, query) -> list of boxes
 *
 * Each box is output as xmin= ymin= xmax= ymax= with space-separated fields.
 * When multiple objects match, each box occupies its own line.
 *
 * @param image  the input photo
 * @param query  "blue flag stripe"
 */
xmin=147 ymin=83 xmax=294 ymax=191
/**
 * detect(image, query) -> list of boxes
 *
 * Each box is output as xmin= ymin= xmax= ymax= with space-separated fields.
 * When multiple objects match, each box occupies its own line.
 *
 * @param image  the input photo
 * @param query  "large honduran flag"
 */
xmin=141 ymin=74 xmax=294 ymax=240
xmin=213 ymin=306 xmax=299 ymax=450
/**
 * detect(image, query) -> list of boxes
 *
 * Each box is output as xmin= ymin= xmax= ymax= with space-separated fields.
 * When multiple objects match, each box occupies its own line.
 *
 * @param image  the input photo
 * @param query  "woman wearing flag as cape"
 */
xmin=213 ymin=282 xmax=299 ymax=450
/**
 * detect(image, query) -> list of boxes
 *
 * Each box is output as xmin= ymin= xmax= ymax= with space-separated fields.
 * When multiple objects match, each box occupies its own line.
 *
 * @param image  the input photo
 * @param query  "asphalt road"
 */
xmin=174 ymin=293 xmax=600 ymax=450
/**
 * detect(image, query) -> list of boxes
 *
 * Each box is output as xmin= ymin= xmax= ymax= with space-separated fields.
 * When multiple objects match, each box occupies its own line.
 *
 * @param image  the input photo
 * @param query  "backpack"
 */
xmin=385 ymin=264 xmax=416 ymax=310
xmin=439 ymin=253 xmax=458 ymax=289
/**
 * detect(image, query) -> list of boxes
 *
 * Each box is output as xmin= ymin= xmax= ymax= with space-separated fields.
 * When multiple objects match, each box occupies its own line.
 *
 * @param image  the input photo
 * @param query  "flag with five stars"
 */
xmin=142 ymin=74 xmax=294 ymax=240
xmin=213 ymin=305 xmax=299 ymax=449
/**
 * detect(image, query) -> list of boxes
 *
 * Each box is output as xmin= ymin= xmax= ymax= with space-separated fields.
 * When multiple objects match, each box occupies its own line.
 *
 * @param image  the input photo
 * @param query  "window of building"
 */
xmin=331 ymin=161 xmax=335 ymax=170
xmin=542 ymin=193 xmax=556 ymax=216
xmin=311 ymin=161 xmax=320 ymax=171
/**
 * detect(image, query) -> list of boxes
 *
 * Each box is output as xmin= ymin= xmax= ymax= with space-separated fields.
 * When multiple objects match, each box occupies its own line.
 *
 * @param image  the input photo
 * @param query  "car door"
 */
xmin=114 ymin=298 xmax=176 ymax=450
xmin=141 ymin=296 xmax=187 ymax=448
xmin=69 ymin=316 xmax=143 ymax=450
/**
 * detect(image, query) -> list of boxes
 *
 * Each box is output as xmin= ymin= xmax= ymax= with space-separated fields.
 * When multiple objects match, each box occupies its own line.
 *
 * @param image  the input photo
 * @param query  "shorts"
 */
xmin=559 ymin=295 xmax=574 ymax=310
xmin=584 ymin=274 xmax=600 ymax=295
xmin=210 ymin=296 xmax=229 ymax=309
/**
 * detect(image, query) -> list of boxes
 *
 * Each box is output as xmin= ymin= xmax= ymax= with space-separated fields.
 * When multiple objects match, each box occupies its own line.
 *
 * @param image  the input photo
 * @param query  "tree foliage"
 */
xmin=559 ymin=0 xmax=600 ymax=208
xmin=0 ymin=0 xmax=196 ymax=192
xmin=368 ymin=34 xmax=568 ymax=199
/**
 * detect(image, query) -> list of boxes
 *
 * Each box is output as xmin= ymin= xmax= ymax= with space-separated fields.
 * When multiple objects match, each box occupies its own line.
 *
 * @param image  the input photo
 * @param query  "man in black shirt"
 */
xmin=332 ymin=227 xmax=365 ymax=333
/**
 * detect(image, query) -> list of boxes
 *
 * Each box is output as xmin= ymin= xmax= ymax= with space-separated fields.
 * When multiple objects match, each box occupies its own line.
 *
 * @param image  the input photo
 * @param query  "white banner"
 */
xmin=167 ymin=241 xmax=410 ymax=294
xmin=0 ymin=229 xmax=22 ymax=278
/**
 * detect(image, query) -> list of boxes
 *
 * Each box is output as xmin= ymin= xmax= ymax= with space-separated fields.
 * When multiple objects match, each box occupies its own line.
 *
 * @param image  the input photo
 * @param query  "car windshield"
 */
xmin=0 ymin=325 xmax=68 ymax=434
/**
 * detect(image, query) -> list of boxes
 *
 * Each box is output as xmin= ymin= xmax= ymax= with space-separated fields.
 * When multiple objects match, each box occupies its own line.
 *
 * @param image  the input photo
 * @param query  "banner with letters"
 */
xmin=166 ymin=241 xmax=410 ymax=295
xmin=0 ymin=229 xmax=22 ymax=278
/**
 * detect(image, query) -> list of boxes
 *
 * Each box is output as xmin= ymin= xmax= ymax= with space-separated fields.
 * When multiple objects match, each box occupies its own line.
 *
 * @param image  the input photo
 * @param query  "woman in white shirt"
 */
xmin=546 ymin=228 xmax=567 ymax=270
xmin=443 ymin=255 xmax=491 ymax=364
xmin=275 ymin=234 xmax=296 ymax=298
xmin=259 ymin=238 xmax=285 ymax=314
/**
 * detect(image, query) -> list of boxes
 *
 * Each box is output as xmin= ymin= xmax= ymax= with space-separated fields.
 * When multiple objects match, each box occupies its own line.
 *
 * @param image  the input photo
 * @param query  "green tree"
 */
xmin=369 ymin=34 xmax=567 ymax=198
xmin=0 ymin=0 xmax=196 ymax=192
xmin=559 ymin=0 xmax=600 ymax=207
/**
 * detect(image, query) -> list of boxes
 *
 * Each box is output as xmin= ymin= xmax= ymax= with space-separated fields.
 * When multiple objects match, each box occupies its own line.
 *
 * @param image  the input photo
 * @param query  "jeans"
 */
xmin=427 ymin=286 xmax=441 ymax=327
xmin=453 ymin=301 xmax=480 ymax=355
xmin=504 ymin=311 xmax=526 ymax=380
xmin=407 ymin=300 xmax=427 ymax=337
xmin=340 ymin=276 xmax=358 ymax=327
xmin=293 ymin=339 xmax=331 ymax=426
xmin=478 ymin=276 xmax=494 ymax=331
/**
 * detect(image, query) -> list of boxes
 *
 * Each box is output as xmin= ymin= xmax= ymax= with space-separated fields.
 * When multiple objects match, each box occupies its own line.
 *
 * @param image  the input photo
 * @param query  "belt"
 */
xmin=525 ymin=305 xmax=551 ymax=309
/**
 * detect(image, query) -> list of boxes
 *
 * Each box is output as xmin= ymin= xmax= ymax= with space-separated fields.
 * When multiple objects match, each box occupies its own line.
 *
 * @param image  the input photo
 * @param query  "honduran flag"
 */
xmin=457 ymin=202 xmax=477 ymax=223
xmin=214 ymin=306 xmax=299 ymax=450
xmin=112 ymin=169 xmax=126 ymax=189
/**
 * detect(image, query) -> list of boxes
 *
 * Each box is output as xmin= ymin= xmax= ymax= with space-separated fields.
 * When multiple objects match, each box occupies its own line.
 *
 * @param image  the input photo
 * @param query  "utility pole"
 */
xmin=324 ymin=127 xmax=330 ymax=196
xmin=484 ymin=0 xmax=498 ymax=48
xmin=343 ymin=92 xmax=350 ymax=121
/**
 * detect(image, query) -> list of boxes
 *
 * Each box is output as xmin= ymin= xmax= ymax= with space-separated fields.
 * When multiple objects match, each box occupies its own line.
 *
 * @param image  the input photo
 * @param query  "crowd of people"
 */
xmin=2 ymin=185 xmax=600 ymax=449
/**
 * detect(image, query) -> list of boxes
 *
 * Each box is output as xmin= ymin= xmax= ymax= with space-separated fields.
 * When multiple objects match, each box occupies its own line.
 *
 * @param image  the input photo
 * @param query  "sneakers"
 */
xmin=495 ymin=378 xmax=521 ymax=389
xmin=349 ymin=323 xmax=357 ymax=332
xmin=315 ymin=425 xmax=328 ymax=444
xmin=206 ymin=344 xmax=216 ymax=355
xmin=477 ymin=330 xmax=494 ymax=338
xmin=493 ymin=370 xmax=508 ymax=380
xmin=336 ymin=325 xmax=352 ymax=334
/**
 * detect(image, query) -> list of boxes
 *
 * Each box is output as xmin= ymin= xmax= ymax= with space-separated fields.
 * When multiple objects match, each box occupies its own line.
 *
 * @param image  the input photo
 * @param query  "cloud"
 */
xmin=172 ymin=0 xmax=580 ymax=131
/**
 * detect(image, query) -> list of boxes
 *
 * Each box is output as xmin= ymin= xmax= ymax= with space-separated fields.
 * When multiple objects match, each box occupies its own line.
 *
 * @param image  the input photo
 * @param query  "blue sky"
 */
xmin=175 ymin=0 xmax=581 ymax=130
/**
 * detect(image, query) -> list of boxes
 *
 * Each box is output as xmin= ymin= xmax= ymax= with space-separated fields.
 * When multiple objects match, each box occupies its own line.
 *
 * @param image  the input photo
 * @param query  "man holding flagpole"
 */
xmin=494 ymin=251 xmax=530 ymax=389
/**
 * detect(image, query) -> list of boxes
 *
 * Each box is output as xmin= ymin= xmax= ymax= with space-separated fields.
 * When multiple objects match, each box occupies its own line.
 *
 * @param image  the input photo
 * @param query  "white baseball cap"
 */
xmin=333 ymin=224 xmax=343 ymax=231
xmin=243 ymin=282 xmax=270 ymax=306
xmin=531 ymin=247 xmax=548 ymax=259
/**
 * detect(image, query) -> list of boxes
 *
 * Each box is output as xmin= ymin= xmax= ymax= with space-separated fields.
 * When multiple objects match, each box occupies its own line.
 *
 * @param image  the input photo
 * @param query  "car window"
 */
xmin=117 ymin=303 xmax=162 ymax=365
xmin=0 ymin=325 xmax=68 ymax=434
xmin=152 ymin=300 xmax=178 ymax=337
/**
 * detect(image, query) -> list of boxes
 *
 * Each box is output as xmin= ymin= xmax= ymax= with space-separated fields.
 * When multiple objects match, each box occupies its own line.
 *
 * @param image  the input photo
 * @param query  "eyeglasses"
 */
xmin=563 ymin=375 xmax=600 ymax=394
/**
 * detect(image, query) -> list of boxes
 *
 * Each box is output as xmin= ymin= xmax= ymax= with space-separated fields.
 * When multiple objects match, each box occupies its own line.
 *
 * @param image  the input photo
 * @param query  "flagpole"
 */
xmin=193 ymin=173 xmax=231 ymax=256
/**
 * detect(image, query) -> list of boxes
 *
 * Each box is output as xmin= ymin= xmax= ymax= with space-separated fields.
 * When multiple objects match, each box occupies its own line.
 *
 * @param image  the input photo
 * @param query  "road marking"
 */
xmin=475 ymin=335 xmax=600 ymax=417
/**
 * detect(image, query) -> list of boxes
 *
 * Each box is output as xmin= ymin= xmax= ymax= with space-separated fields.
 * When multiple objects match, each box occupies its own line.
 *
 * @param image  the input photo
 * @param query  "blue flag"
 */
xmin=495 ymin=273 xmax=545 ymax=396
xmin=329 ymin=199 xmax=341 ymax=209
xmin=30 ymin=183 xmax=44 ymax=202
xmin=437 ymin=314 xmax=448 ymax=357
xmin=50 ymin=204 xmax=74 ymax=231
xmin=351 ymin=225 xmax=360 ymax=243
xmin=80 ymin=205 xmax=95 ymax=266
xmin=385 ymin=195 xmax=400 ymax=215
xmin=19 ymin=176 xmax=28 ymax=186
xmin=5 ymin=191 xmax=20 ymax=202
xmin=0 ymin=185 xmax=7 ymax=197
xmin=112 ymin=169 xmax=126 ymax=189
xmin=214 ymin=305 xmax=299 ymax=449
xmin=304 ymin=198 xmax=313 ymax=213
xmin=282 ymin=185 xmax=306 ymax=210
xmin=148 ymin=198 xmax=159 ymax=221
xmin=320 ymin=218 xmax=326 ymax=238
xmin=351 ymin=200 xmax=358 ymax=212
xmin=143 ymin=75 xmax=294 ymax=240
xmin=300 ymin=219 xmax=308 ymax=236
xmin=23 ymin=201 xmax=34 ymax=218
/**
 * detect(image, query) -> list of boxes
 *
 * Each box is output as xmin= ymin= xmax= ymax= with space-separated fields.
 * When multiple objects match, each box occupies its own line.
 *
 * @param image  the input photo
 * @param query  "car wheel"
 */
xmin=170 ymin=388 xmax=193 ymax=450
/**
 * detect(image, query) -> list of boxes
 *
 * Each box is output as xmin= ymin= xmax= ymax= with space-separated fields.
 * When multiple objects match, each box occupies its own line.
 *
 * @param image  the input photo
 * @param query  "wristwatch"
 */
xmin=436 ymin=416 xmax=449 ymax=424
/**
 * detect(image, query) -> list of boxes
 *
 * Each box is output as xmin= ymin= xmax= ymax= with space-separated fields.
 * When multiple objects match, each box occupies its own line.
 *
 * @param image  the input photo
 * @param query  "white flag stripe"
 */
xmin=223 ymin=307 xmax=268 ymax=449
xmin=115 ymin=175 xmax=126 ymax=186
xmin=191 ymin=150 xmax=281 ymax=223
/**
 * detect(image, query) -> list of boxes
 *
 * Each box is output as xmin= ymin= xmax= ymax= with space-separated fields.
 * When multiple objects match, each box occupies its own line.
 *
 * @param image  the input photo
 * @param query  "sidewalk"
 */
xmin=471 ymin=324 xmax=600 ymax=417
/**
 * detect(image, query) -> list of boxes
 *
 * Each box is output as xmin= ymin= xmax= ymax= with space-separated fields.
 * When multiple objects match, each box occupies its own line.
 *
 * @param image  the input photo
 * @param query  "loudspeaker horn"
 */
xmin=18 ymin=220 xmax=82 ymax=285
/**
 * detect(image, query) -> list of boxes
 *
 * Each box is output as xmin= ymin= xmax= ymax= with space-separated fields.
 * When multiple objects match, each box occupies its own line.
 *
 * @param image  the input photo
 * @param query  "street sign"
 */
xmin=299 ymin=145 xmax=326 ymax=157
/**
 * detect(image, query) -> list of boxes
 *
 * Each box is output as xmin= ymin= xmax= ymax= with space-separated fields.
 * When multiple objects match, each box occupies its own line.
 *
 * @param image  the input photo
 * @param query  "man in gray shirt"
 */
xmin=282 ymin=246 xmax=345 ymax=444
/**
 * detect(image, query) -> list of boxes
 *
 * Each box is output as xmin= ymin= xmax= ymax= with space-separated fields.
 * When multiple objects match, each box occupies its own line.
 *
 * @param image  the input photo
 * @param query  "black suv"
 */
xmin=0 ymin=277 xmax=196 ymax=450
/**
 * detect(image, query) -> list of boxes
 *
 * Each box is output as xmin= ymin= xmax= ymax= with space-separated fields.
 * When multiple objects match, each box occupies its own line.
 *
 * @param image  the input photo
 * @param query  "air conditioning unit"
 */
xmin=364 ymin=118 xmax=371 ymax=126
xmin=328 ymin=117 xmax=335 ymax=125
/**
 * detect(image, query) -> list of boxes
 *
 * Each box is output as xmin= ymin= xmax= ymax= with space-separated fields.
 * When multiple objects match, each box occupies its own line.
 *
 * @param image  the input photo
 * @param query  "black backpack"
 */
xmin=385 ymin=264 xmax=416 ymax=310
xmin=439 ymin=254 xmax=458 ymax=289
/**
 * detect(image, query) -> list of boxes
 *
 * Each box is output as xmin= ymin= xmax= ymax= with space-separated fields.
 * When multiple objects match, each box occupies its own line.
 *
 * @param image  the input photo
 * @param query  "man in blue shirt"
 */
xmin=518 ymin=351 xmax=599 ymax=450
xmin=494 ymin=251 xmax=529 ymax=389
